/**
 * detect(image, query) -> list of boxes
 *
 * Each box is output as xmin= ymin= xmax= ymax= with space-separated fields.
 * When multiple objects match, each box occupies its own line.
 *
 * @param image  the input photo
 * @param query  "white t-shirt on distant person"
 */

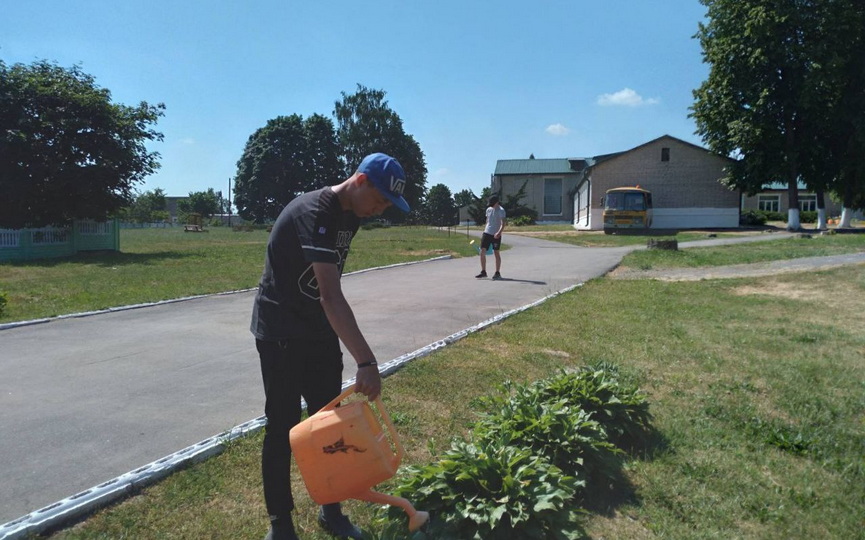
xmin=484 ymin=205 xmax=506 ymax=235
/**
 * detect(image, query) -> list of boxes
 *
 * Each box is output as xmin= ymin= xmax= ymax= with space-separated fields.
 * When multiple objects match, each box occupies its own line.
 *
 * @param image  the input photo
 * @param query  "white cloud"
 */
xmin=597 ymin=88 xmax=660 ymax=107
xmin=179 ymin=137 xmax=196 ymax=145
xmin=545 ymin=123 xmax=571 ymax=136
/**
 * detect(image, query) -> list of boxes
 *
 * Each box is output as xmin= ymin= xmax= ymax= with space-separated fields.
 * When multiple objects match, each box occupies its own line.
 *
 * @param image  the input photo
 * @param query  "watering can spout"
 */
xmin=354 ymin=489 xmax=430 ymax=532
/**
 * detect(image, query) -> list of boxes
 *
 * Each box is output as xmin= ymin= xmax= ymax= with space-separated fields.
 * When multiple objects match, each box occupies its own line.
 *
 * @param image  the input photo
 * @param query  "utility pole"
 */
xmin=228 ymin=177 xmax=232 ymax=226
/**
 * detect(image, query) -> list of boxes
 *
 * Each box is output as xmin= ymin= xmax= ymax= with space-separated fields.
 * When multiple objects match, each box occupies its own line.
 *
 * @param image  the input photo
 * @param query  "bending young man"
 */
xmin=251 ymin=153 xmax=410 ymax=540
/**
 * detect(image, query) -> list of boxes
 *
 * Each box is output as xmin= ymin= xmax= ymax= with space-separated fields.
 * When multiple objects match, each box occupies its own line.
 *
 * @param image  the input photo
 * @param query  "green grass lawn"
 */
xmin=0 ymin=226 xmax=478 ymax=323
xmin=621 ymin=233 xmax=865 ymax=270
xmin=48 ymin=263 xmax=865 ymax=539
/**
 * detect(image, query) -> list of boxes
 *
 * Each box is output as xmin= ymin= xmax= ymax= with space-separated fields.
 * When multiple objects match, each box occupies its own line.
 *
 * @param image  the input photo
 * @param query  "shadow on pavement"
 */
xmin=489 ymin=277 xmax=547 ymax=285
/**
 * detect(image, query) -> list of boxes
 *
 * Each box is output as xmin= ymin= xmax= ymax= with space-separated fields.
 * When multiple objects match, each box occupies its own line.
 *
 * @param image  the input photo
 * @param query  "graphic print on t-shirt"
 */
xmin=297 ymin=230 xmax=353 ymax=300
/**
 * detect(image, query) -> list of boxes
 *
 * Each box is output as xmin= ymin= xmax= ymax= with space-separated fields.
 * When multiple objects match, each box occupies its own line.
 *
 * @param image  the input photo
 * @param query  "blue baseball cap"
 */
xmin=358 ymin=153 xmax=410 ymax=212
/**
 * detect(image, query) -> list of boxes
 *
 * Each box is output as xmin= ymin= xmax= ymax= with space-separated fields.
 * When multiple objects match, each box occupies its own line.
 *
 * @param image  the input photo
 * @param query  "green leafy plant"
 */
xmin=800 ymin=211 xmax=817 ymax=223
xmin=522 ymin=364 xmax=653 ymax=451
xmin=473 ymin=381 xmax=621 ymax=486
xmin=0 ymin=291 xmax=7 ymax=317
xmin=391 ymin=440 xmax=585 ymax=539
xmin=745 ymin=417 xmax=817 ymax=456
xmin=510 ymin=215 xmax=535 ymax=227
xmin=740 ymin=210 xmax=768 ymax=226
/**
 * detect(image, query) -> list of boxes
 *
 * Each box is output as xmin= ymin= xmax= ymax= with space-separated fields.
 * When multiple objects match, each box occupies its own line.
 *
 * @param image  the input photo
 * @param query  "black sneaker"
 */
xmin=318 ymin=508 xmax=363 ymax=539
xmin=475 ymin=271 xmax=487 ymax=278
xmin=492 ymin=272 xmax=502 ymax=280
xmin=264 ymin=518 xmax=299 ymax=540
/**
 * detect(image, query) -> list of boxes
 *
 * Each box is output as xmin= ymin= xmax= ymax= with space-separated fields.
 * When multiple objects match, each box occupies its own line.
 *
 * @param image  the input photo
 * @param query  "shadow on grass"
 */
xmin=5 ymin=250 xmax=189 ymax=269
xmin=582 ymin=426 xmax=671 ymax=517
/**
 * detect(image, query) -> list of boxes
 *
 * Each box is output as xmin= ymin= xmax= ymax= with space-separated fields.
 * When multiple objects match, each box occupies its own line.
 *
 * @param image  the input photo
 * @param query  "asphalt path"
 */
xmin=0 ymin=232 xmax=635 ymax=524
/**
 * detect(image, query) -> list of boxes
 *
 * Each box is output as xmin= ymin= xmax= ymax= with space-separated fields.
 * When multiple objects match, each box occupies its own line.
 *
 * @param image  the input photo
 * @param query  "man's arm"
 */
xmin=312 ymin=261 xmax=381 ymax=400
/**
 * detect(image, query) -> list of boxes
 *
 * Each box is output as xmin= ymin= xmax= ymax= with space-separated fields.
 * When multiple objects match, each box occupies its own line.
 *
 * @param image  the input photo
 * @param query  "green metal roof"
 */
xmin=494 ymin=153 xmax=626 ymax=176
xmin=494 ymin=159 xmax=575 ymax=175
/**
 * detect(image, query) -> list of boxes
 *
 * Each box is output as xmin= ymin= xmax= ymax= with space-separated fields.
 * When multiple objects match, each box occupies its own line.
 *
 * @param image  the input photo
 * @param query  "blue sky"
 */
xmin=2 ymin=1 xmax=710 ymax=199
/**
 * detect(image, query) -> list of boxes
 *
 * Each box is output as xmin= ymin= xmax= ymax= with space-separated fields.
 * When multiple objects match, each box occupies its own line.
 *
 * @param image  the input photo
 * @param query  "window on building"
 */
xmin=799 ymin=194 xmax=817 ymax=212
xmin=544 ymin=178 xmax=563 ymax=215
xmin=661 ymin=147 xmax=670 ymax=162
xmin=758 ymin=195 xmax=780 ymax=212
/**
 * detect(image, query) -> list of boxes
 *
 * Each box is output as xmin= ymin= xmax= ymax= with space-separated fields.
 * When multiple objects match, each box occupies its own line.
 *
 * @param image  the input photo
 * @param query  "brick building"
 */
xmin=492 ymin=135 xmax=741 ymax=230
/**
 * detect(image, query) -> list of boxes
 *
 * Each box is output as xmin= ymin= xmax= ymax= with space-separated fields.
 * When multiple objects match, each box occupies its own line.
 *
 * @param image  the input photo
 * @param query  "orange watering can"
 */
xmin=289 ymin=385 xmax=429 ymax=532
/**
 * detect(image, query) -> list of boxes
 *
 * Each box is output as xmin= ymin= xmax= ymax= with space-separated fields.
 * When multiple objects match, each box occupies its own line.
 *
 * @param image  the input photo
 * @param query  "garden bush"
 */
xmin=386 ymin=362 xmax=653 ymax=538
xmin=740 ymin=210 xmax=767 ymax=226
xmin=742 ymin=209 xmax=819 ymax=225
xmin=760 ymin=209 xmax=787 ymax=222
xmin=0 ymin=291 xmax=7 ymax=317
xmin=473 ymin=381 xmax=621 ymax=486
xmin=392 ymin=440 xmax=585 ymax=539
xmin=510 ymin=215 xmax=535 ymax=227
xmin=532 ymin=363 xmax=653 ymax=451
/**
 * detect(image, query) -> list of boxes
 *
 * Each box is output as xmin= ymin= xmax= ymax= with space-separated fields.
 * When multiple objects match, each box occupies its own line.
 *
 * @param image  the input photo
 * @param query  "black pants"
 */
xmin=257 ymin=337 xmax=343 ymax=518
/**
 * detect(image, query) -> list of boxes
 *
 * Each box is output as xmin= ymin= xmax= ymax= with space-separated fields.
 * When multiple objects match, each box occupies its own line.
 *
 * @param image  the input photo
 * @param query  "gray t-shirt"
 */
xmin=484 ymin=205 xmax=506 ymax=235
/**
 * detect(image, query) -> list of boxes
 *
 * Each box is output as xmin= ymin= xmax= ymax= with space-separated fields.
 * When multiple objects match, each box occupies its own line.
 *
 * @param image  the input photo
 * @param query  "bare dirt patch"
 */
xmin=398 ymin=249 xmax=451 ymax=257
xmin=540 ymin=348 xmax=571 ymax=359
xmin=508 ymin=231 xmax=587 ymax=237
xmin=731 ymin=281 xmax=825 ymax=301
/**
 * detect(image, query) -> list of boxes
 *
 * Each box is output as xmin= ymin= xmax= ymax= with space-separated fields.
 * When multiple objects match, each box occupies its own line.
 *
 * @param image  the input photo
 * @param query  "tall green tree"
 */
xmin=333 ymin=84 xmax=427 ymax=222
xmin=303 ymin=113 xmax=343 ymax=191
xmin=233 ymin=114 xmax=339 ymax=223
xmin=502 ymin=181 xmax=538 ymax=224
xmin=468 ymin=187 xmax=493 ymax=226
xmin=125 ymin=188 xmax=168 ymax=223
xmin=691 ymin=0 xmax=823 ymax=230
xmin=0 ymin=59 xmax=164 ymax=228
xmin=453 ymin=189 xmax=475 ymax=209
xmin=178 ymin=188 xmax=221 ymax=219
xmin=811 ymin=0 xmax=865 ymax=226
xmin=424 ymin=183 xmax=457 ymax=226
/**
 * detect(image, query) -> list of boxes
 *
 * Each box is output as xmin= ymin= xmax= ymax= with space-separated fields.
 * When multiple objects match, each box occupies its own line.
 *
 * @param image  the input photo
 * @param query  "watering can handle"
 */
xmin=319 ymin=384 xmax=405 ymax=466
xmin=372 ymin=392 xmax=405 ymax=467
xmin=320 ymin=385 xmax=358 ymax=412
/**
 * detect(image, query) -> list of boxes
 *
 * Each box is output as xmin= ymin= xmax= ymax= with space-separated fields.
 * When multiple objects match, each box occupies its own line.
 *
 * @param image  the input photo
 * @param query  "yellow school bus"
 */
xmin=602 ymin=186 xmax=653 ymax=234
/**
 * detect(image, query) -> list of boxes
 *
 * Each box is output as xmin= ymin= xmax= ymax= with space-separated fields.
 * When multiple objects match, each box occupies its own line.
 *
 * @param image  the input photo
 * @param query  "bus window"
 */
xmin=624 ymin=193 xmax=646 ymax=211
xmin=604 ymin=193 xmax=624 ymax=210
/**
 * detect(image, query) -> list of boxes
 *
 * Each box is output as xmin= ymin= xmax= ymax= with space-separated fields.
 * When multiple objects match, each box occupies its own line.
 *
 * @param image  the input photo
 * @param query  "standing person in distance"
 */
xmin=250 ymin=153 xmax=410 ymax=540
xmin=475 ymin=195 xmax=506 ymax=279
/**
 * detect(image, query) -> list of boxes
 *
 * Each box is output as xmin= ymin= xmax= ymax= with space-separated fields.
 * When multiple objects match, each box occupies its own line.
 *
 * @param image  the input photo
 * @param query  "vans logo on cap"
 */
xmin=390 ymin=175 xmax=405 ymax=196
